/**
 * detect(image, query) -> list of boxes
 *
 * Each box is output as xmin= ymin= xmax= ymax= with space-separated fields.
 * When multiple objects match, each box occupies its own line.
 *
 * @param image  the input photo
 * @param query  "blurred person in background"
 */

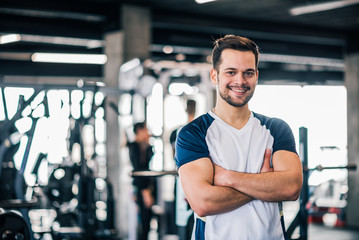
xmin=170 ymin=99 xmax=197 ymax=240
xmin=128 ymin=122 xmax=156 ymax=240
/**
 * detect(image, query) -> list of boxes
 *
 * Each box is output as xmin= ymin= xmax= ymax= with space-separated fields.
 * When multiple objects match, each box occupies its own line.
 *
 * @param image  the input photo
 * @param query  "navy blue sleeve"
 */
xmin=175 ymin=114 xmax=214 ymax=169
xmin=253 ymin=112 xmax=297 ymax=155
xmin=271 ymin=118 xmax=297 ymax=154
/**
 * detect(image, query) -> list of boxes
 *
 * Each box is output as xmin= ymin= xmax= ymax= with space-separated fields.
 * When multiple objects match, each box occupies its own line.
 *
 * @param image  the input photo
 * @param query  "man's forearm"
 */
xmin=178 ymin=157 xmax=253 ymax=218
xmin=214 ymin=150 xmax=303 ymax=202
xmin=227 ymin=171 xmax=301 ymax=202
xmin=187 ymin=184 xmax=253 ymax=217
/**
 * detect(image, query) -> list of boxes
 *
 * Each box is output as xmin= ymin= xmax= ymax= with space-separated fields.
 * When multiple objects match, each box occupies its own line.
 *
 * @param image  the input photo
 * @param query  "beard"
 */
xmin=217 ymin=76 xmax=255 ymax=107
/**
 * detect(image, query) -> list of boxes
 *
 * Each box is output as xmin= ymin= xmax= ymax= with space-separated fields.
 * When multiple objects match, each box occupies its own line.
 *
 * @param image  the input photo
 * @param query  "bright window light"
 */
xmin=290 ymin=0 xmax=359 ymax=16
xmin=0 ymin=34 xmax=21 ymax=44
xmin=250 ymin=85 xmax=347 ymax=187
xmin=31 ymin=53 xmax=107 ymax=64
xmin=147 ymin=83 xmax=163 ymax=136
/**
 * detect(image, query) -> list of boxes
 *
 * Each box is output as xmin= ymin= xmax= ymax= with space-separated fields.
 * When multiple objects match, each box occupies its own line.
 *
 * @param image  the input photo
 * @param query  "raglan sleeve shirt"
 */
xmin=175 ymin=114 xmax=213 ymax=169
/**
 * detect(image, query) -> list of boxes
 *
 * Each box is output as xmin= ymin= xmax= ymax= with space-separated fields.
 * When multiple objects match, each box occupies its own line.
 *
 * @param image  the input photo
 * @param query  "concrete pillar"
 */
xmin=121 ymin=4 xmax=151 ymax=62
xmin=104 ymin=5 xmax=152 ymax=238
xmin=104 ymin=31 xmax=124 ymax=235
xmin=345 ymin=53 xmax=359 ymax=227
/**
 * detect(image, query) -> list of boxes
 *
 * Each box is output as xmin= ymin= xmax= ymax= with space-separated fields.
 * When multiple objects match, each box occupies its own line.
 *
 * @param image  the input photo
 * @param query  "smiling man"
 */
xmin=174 ymin=35 xmax=303 ymax=240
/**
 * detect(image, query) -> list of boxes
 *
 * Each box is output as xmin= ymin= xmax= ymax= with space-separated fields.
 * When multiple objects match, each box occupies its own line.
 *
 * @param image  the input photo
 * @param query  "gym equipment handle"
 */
xmin=304 ymin=163 xmax=357 ymax=172
xmin=131 ymin=170 xmax=178 ymax=177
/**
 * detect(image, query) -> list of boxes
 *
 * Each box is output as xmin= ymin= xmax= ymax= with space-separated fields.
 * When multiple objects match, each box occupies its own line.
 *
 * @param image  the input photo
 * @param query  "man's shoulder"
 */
xmin=175 ymin=113 xmax=213 ymax=168
xmin=252 ymin=112 xmax=288 ymax=128
xmin=179 ymin=113 xmax=215 ymax=137
xmin=253 ymin=112 xmax=296 ymax=151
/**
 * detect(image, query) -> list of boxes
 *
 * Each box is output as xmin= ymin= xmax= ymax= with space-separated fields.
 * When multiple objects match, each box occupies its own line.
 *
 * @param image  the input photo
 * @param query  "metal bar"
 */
xmin=1 ymin=86 xmax=8 ymax=120
xmin=131 ymin=170 xmax=178 ymax=177
xmin=299 ymin=127 xmax=308 ymax=240
xmin=306 ymin=163 xmax=357 ymax=171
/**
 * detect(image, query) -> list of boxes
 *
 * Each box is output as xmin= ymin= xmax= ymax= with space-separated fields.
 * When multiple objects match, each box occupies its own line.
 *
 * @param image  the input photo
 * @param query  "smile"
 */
xmin=232 ymin=89 xmax=245 ymax=93
xmin=229 ymin=86 xmax=249 ymax=93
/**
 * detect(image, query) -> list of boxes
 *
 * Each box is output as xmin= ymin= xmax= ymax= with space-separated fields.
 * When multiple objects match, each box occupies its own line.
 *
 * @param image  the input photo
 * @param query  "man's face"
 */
xmin=211 ymin=49 xmax=258 ymax=108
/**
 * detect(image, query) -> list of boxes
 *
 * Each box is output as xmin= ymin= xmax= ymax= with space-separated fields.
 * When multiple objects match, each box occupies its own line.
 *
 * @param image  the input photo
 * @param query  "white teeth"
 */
xmin=233 ymin=89 xmax=245 ymax=93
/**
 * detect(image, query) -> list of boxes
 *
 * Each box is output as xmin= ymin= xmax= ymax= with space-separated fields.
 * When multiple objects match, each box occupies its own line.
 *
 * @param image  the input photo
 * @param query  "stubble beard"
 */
xmin=217 ymin=76 xmax=254 ymax=108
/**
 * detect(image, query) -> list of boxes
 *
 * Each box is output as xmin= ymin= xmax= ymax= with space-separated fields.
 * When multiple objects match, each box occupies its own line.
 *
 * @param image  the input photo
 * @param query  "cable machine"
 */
xmin=0 ymin=81 xmax=126 ymax=240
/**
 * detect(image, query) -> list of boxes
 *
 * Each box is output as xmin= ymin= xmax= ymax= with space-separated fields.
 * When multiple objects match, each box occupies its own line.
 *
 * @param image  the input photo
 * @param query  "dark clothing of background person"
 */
xmin=127 ymin=122 xmax=156 ymax=240
xmin=170 ymin=99 xmax=197 ymax=240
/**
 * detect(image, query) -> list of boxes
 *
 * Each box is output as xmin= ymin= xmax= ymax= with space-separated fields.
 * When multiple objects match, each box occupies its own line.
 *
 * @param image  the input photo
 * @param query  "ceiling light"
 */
xmin=0 ymin=34 xmax=21 ymax=44
xmin=120 ymin=58 xmax=141 ymax=72
xmin=31 ymin=53 xmax=107 ymax=64
xmin=162 ymin=46 xmax=174 ymax=54
xmin=0 ymin=33 xmax=104 ymax=48
xmin=195 ymin=0 xmax=217 ymax=4
xmin=20 ymin=34 xmax=104 ymax=48
xmin=290 ymin=0 xmax=359 ymax=16
xmin=175 ymin=53 xmax=186 ymax=61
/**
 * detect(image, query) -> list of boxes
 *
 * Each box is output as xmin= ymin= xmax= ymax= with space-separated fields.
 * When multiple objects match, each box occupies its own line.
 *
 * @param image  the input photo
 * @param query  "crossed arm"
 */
xmin=178 ymin=149 xmax=303 ymax=217
xmin=214 ymin=150 xmax=303 ymax=202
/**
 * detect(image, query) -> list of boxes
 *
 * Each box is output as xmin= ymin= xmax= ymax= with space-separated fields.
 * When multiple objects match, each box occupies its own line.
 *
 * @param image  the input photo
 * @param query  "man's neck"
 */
xmin=188 ymin=114 xmax=195 ymax=123
xmin=213 ymin=103 xmax=251 ymax=130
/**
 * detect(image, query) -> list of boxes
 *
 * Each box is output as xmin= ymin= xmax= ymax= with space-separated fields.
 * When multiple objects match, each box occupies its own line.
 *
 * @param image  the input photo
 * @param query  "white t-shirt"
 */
xmin=175 ymin=111 xmax=297 ymax=240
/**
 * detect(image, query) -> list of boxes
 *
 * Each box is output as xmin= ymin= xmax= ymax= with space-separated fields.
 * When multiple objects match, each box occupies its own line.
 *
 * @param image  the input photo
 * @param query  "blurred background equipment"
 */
xmin=0 ymin=208 xmax=32 ymax=240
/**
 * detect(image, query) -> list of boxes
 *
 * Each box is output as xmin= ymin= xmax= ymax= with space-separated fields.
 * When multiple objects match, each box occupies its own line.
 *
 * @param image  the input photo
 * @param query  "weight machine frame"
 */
xmin=287 ymin=127 xmax=357 ymax=240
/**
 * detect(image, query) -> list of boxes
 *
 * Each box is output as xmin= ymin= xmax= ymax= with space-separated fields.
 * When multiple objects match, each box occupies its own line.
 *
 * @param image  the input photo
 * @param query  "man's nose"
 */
xmin=234 ymin=73 xmax=247 ymax=85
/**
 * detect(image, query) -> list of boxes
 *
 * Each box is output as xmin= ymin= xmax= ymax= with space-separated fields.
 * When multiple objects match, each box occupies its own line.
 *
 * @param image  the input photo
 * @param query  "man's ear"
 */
xmin=210 ymin=68 xmax=218 ymax=84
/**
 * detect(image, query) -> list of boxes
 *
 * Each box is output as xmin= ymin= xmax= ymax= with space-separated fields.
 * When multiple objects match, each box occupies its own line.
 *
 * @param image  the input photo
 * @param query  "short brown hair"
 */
xmin=186 ymin=99 xmax=196 ymax=115
xmin=212 ymin=35 xmax=260 ymax=71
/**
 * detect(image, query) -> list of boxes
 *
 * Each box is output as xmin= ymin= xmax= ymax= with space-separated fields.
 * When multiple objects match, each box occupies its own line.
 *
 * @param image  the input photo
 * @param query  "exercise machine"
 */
xmin=287 ymin=127 xmax=357 ymax=240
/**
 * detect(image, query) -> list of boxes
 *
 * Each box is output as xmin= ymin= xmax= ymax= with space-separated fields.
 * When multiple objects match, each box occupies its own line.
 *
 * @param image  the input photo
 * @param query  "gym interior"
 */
xmin=1 ymin=1 xmax=359 ymax=240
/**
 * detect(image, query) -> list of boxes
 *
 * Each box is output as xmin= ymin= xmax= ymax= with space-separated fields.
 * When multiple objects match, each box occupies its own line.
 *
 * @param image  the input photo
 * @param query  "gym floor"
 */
xmin=150 ymin=201 xmax=359 ymax=240
xmin=309 ymin=224 xmax=359 ymax=240
xmin=151 ymin=224 xmax=359 ymax=240
xmin=283 ymin=201 xmax=359 ymax=240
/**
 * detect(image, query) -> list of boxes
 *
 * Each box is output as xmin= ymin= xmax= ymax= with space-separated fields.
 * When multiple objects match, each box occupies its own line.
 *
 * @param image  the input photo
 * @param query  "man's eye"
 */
xmin=226 ymin=71 xmax=236 ymax=75
xmin=244 ymin=71 xmax=254 ymax=77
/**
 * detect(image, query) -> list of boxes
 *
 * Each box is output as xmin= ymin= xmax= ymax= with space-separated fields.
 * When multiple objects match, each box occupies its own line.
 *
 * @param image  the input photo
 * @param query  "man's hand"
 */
xmin=214 ymin=148 xmax=273 ymax=187
xmin=260 ymin=149 xmax=273 ymax=173
xmin=216 ymin=149 xmax=302 ymax=202
xmin=213 ymin=163 xmax=229 ymax=187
